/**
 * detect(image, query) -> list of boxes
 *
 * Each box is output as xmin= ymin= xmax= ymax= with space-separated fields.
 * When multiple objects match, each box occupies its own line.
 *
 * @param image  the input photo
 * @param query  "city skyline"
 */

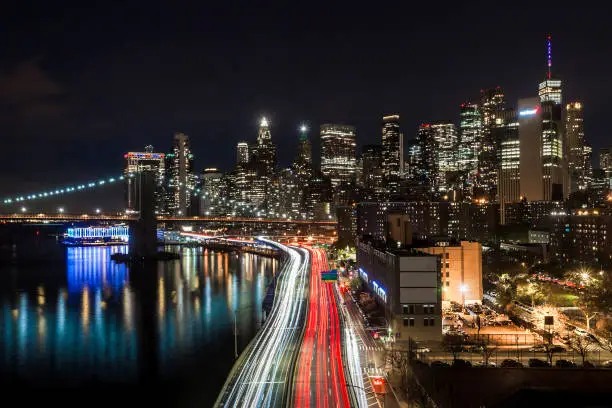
xmin=0 ymin=3 xmax=610 ymax=197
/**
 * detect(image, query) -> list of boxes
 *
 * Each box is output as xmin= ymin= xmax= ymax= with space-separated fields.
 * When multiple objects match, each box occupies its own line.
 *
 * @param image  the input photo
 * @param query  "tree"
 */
xmin=349 ymin=276 xmax=362 ymax=292
xmin=442 ymin=334 xmax=465 ymax=363
xmin=564 ymin=269 xmax=607 ymax=330
xmin=567 ymin=333 xmax=596 ymax=366
xmin=517 ymin=280 xmax=546 ymax=307
xmin=541 ymin=331 xmax=561 ymax=366
xmin=476 ymin=340 xmax=497 ymax=366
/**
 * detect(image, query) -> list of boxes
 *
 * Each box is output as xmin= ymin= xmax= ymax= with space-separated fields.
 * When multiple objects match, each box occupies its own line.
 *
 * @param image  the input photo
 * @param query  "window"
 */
xmin=446 ymin=272 xmax=450 ymax=277
xmin=409 ymin=305 xmax=415 ymax=314
xmin=402 ymin=305 xmax=408 ymax=314
xmin=446 ymin=281 xmax=450 ymax=286
xmin=445 ymin=253 xmax=450 ymax=259
xmin=428 ymin=318 xmax=435 ymax=326
xmin=424 ymin=318 xmax=429 ymax=327
xmin=409 ymin=318 xmax=415 ymax=327
xmin=403 ymin=318 xmax=409 ymax=326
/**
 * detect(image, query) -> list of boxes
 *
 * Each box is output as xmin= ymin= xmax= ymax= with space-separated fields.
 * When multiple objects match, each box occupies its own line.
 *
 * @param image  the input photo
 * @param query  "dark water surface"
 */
xmin=0 ymin=245 xmax=277 ymax=406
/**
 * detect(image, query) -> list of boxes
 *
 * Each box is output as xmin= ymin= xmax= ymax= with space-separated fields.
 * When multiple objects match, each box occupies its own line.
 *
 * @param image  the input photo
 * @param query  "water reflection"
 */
xmin=0 ymin=245 xmax=277 ymax=392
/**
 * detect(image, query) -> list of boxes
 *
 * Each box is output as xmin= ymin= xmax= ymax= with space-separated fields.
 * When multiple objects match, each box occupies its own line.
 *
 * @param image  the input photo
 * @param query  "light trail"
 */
xmin=215 ymin=239 xmax=310 ymax=407
xmin=294 ymin=247 xmax=350 ymax=408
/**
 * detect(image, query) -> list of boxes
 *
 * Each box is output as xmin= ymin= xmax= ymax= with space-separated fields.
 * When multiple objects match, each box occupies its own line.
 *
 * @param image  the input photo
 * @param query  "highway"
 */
xmin=215 ymin=239 xmax=310 ymax=407
xmin=294 ymin=247 xmax=351 ymax=408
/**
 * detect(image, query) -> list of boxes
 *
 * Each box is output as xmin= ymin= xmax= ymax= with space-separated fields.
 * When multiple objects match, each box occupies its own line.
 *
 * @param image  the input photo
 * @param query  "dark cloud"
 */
xmin=0 ymin=58 xmax=70 ymax=121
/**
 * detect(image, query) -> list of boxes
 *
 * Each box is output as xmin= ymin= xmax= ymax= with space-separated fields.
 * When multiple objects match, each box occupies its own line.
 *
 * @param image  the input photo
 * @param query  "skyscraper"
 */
xmin=237 ymin=142 xmax=249 ymax=165
xmin=417 ymin=123 xmax=458 ymax=194
xmin=166 ymin=132 xmax=195 ymax=215
xmin=124 ymin=146 xmax=166 ymax=215
xmin=320 ymin=124 xmax=357 ymax=188
xmin=250 ymin=117 xmax=278 ymax=208
xmin=458 ymin=103 xmax=482 ymax=177
xmin=537 ymin=36 xmax=566 ymax=200
xmin=293 ymin=124 xmax=313 ymax=182
xmin=478 ymin=87 xmax=506 ymax=199
xmin=566 ymin=102 xmax=591 ymax=191
xmin=381 ymin=115 xmax=402 ymax=194
xmin=199 ymin=168 xmax=223 ymax=216
xmin=600 ymin=148 xmax=612 ymax=188
xmin=497 ymin=109 xmax=520 ymax=204
xmin=518 ymin=97 xmax=545 ymax=201
xmin=361 ymin=144 xmax=384 ymax=200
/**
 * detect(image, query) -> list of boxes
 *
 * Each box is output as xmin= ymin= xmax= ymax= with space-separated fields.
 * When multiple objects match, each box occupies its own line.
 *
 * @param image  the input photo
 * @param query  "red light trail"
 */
xmin=295 ymin=247 xmax=350 ymax=408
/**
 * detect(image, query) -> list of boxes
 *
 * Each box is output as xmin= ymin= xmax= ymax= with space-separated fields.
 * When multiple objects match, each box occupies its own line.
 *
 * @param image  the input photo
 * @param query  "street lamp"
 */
xmin=58 ymin=207 xmax=64 ymax=213
xmin=21 ymin=207 xmax=26 ymax=213
xmin=460 ymin=284 xmax=469 ymax=308
xmin=95 ymin=208 xmax=101 ymax=214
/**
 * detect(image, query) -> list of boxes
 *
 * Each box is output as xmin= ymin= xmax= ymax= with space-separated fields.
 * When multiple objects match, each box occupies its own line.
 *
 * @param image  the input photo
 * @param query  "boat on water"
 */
xmin=61 ymin=225 xmax=129 ymax=246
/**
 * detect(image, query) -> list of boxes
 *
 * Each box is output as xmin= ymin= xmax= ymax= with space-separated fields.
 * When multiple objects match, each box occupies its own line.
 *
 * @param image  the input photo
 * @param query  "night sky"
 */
xmin=1 ymin=1 xmax=611 ymax=209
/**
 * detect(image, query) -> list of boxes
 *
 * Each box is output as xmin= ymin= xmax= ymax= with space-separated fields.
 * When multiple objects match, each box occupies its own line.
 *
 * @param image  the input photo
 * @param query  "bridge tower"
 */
xmin=129 ymin=169 xmax=158 ymax=257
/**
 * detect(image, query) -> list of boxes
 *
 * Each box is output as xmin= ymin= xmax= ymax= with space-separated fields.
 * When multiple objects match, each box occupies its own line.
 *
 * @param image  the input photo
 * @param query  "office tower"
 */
xmin=199 ymin=168 xmax=223 ymax=216
xmin=124 ymin=146 xmax=166 ymax=214
xmin=251 ymin=117 xmax=277 ymax=178
xmin=320 ymin=124 xmax=357 ymax=188
xmin=381 ymin=115 xmax=403 ymax=193
xmin=405 ymin=140 xmax=421 ymax=181
xmin=519 ymin=36 xmax=565 ymax=202
xmin=518 ymin=97 xmax=545 ymax=201
xmin=361 ymin=144 xmax=385 ymax=200
xmin=566 ymin=102 xmax=591 ymax=191
xmin=249 ymin=117 xmax=278 ymax=208
xmin=166 ymin=132 xmax=195 ymax=216
xmin=293 ymin=125 xmax=313 ymax=182
xmin=478 ymin=87 xmax=506 ymax=198
xmin=537 ymin=36 xmax=566 ymax=200
xmin=305 ymin=170 xmax=333 ymax=220
xmin=601 ymin=148 xmax=612 ymax=187
xmin=497 ymin=109 xmax=520 ymax=203
xmin=237 ymin=142 xmax=249 ymax=165
xmin=416 ymin=123 xmax=458 ymax=194
xmin=458 ymin=103 xmax=482 ymax=179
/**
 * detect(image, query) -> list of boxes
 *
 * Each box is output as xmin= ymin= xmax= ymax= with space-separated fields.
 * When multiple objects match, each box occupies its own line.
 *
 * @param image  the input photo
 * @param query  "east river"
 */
xmin=0 ymin=244 xmax=278 ymax=405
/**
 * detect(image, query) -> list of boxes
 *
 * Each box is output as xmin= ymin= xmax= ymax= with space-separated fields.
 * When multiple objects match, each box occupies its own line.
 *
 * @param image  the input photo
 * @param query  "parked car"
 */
xmin=555 ymin=359 xmax=577 ymax=368
xmin=600 ymin=360 xmax=612 ymax=368
xmin=500 ymin=359 xmax=523 ymax=368
xmin=475 ymin=361 xmax=497 ymax=367
xmin=431 ymin=361 xmax=450 ymax=367
xmin=574 ymin=328 xmax=588 ymax=337
xmin=528 ymin=345 xmax=547 ymax=353
xmin=415 ymin=347 xmax=431 ymax=353
xmin=528 ymin=358 xmax=551 ymax=367
xmin=452 ymin=359 xmax=472 ymax=368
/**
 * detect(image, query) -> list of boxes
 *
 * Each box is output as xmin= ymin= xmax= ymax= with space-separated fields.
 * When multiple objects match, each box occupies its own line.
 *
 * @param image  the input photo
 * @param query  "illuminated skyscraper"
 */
xmin=417 ymin=123 xmax=458 ymax=194
xmin=165 ymin=133 xmax=195 ymax=215
xmin=293 ymin=124 xmax=313 ymax=182
xmin=124 ymin=146 xmax=166 ymax=214
xmin=320 ymin=124 xmax=357 ymax=188
xmin=478 ymin=87 xmax=506 ymax=198
xmin=566 ymin=102 xmax=591 ymax=191
xmin=601 ymin=148 xmax=612 ymax=187
xmin=361 ymin=144 xmax=384 ymax=200
xmin=249 ymin=117 xmax=278 ymax=208
xmin=381 ymin=115 xmax=403 ymax=193
xmin=497 ymin=109 xmax=520 ymax=209
xmin=199 ymin=168 xmax=223 ymax=216
xmin=237 ymin=142 xmax=249 ymax=165
xmin=458 ymin=103 xmax=482 ymax=177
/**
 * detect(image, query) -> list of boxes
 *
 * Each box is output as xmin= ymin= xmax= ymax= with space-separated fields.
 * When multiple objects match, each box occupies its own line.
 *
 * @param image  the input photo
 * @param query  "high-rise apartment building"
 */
xmin=518 ymin=97 xmax=545 ymax=201
xmin=320 ymin=124 xmax=357 ymax=188
xmin=478 ymin=87 xmax=506 ymax=198
xmin=124 ymin=146 xmax=166 ymax=215
xmin=566 ymin=102 xmax=591 ymax=192
xmin=381 ymin=115 xmax=403 ymax=194
xmin=166 ymin=133 xmax=195 ymax=215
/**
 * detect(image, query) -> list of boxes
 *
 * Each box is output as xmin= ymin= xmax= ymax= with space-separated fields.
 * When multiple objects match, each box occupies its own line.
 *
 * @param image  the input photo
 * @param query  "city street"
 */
xmin=294 ymin=247 xmax=350 ymax=407
xmin=216 ymin=241 xmax=310 ymax=407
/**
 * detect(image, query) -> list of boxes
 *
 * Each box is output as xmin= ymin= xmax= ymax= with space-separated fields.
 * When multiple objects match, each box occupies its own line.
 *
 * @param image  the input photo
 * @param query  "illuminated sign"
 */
xmin=125 ymin=152 xmax=165 ymax=159
xmin=519 ymin=107 xmax=539 ymax=117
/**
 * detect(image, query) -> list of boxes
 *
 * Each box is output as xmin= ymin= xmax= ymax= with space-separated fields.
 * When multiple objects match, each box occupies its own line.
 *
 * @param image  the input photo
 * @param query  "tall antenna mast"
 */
xmin=547 ymin=35 xmax=552 ymax=79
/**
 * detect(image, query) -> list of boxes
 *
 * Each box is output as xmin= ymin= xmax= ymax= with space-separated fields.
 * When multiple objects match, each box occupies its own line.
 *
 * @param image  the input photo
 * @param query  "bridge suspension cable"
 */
xmin=2 ymin=174 xmax=125 ymax=205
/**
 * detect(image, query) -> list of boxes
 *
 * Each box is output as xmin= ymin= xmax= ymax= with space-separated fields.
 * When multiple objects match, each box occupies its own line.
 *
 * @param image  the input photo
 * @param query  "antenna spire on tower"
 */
xmin=547 ymin=35 xmax=552 ymax=79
